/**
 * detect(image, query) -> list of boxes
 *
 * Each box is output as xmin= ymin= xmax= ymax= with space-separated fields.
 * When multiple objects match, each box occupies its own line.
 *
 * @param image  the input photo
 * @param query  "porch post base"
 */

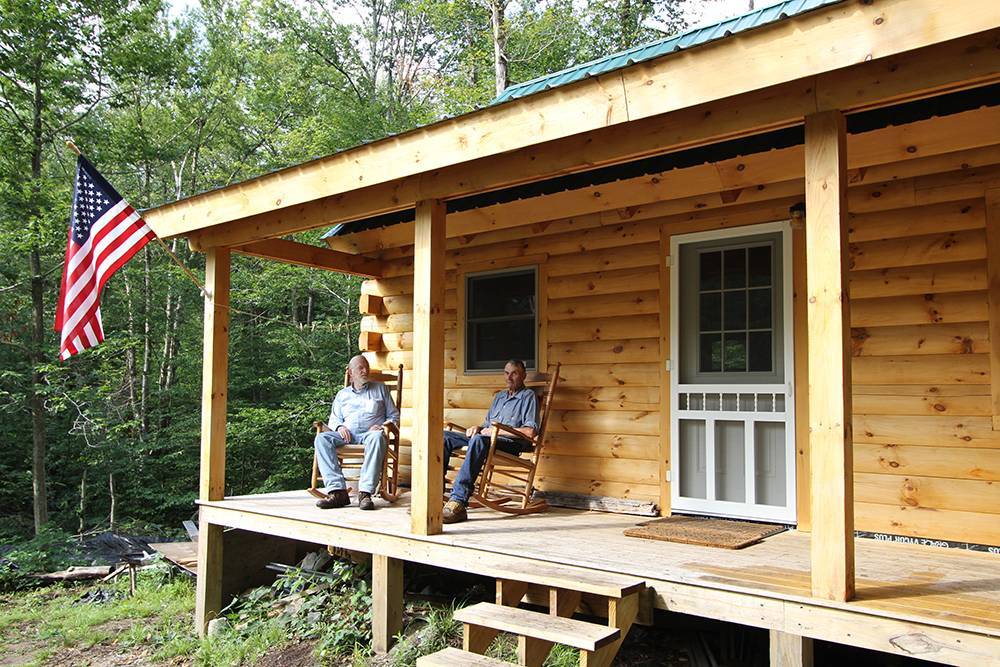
xmin=770 ymin=630 xmax=814 ymax=667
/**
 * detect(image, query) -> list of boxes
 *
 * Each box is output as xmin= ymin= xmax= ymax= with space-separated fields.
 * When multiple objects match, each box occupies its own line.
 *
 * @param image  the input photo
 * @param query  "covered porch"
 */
xmin=200 ymin=490 xmax=1000 ymax=665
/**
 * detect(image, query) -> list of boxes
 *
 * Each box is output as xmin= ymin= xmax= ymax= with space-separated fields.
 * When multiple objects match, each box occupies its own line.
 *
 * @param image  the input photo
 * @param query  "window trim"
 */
xmin=455 ymin=254 xmax=548 ymax=384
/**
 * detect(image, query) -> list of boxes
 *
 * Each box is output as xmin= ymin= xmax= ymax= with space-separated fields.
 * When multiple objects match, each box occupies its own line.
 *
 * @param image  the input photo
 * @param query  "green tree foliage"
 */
xmin=0 ymin=0 xmax=687 ymax=540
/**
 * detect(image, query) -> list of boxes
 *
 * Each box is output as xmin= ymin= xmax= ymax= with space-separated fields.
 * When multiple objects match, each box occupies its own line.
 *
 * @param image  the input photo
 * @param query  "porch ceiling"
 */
xmin=142 ymin=0 xmax=1000 ymax=251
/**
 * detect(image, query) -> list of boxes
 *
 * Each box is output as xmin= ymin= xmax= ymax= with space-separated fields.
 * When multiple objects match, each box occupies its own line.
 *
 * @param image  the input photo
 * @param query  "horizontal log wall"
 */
xmin=848 ymin=191 xmax=1000 ymax=545
xmin=350 ymin=135 xmax=1000 ymax=545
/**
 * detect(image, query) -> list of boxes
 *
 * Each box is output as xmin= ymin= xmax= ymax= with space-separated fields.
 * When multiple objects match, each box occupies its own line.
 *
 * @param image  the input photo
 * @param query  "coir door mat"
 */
xmin=624 ymin=516 xmax=786 ymax=549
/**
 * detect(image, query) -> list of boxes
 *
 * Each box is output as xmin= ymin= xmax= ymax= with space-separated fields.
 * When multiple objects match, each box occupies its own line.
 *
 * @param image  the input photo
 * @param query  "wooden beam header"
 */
xmin=150 ymin=0 xmax=999 ymax=246
xmin=232 ymin=238 xmax=382 ymax=277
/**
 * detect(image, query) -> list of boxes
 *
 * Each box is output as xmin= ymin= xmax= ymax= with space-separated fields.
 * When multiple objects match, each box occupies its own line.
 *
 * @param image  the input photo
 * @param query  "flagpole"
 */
xmin=63 ymin=138 xmax=207 ymax=297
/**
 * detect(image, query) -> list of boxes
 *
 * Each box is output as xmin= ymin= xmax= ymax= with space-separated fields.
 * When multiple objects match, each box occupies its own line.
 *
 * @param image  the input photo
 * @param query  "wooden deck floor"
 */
xmin=200 ymin=491 xmax=1000 ymax=665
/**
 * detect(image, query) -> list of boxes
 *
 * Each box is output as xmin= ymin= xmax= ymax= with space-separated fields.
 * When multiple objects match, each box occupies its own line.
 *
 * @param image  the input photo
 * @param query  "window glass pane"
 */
xmin=723 ymin=249 xmax=746 ymax=289
xmin=723 ymin=333 xmax=747 ymax=372
xmin=699 ymin=333 xmax=722 ymax=372
xmin=466 ymin=268 xmax=536 ymax=370
xmin=748 ymin=245 xmax=772 ymax=287
xmin=723 ymin=291 xmax=746 ymax=330
xmin=700 ymin=292 xmax=721 ymax=331
xmin=748 ymin=288 xmax=772 ymax=329
xmin=469 ymin=319 xmax=535 ymax=370
xmin=468 ymin=271 xmax=535 ymax=318
xmin=700 ymin=251 xmax=722 ymax=290
xmin=748 ymin=331 xmax=773 ymax=372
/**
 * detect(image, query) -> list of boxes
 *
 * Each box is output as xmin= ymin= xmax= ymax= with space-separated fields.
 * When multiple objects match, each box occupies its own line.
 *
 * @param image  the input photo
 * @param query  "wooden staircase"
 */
xmin=417 ymin=570 xmax=646 ymax=666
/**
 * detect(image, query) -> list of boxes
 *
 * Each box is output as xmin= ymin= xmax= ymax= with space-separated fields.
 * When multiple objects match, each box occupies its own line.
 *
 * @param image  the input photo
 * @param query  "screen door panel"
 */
xmin=670 ymin=224 xmax=796 ymax=523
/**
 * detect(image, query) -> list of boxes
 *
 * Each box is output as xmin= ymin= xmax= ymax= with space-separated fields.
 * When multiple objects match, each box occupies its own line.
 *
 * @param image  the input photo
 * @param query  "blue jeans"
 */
xmin=314 ymin=429 xmax=387 ymax=494
xmin=443 ymin=430 xmax=527 ymax=504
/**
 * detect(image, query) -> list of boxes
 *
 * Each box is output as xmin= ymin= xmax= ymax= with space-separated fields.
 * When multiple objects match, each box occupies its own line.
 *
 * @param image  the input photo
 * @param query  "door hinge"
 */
xmin=665 ymin=359 xmax=672 ymax=372
xmin=664 ymin=255 xmax=672 ymax=267
xmin=665 ymin=470 xmax=672 ymax=482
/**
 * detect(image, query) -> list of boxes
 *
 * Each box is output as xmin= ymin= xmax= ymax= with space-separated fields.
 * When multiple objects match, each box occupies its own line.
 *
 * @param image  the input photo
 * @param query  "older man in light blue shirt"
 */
xmin=315 ymin=355 xmax=399 ymax=510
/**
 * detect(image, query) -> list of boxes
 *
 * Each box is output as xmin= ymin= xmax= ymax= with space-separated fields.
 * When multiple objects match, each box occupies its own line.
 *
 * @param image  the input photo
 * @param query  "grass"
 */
xmin=0 ymin=559 xmax=582 ymax=666
xmin=0 ymin=560 xmax=195 ymax=665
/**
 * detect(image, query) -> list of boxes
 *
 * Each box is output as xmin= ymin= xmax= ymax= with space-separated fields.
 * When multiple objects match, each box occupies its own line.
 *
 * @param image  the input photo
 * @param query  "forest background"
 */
xmin=0 ymin=0 xmax=745 ymax=543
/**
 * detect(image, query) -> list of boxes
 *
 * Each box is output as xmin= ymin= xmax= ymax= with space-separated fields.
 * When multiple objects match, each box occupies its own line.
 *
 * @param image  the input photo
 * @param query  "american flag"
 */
xmin=55 ymin=156 xmax=156 ymax=360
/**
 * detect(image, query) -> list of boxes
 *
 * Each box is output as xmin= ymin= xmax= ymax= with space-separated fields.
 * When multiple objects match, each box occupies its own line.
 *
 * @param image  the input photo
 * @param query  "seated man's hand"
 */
xmin=368 ymin=424 xmax=383 ymax=432
xmin=465 ymin=425 xmax=481 ymax=438
xmin=337 ymin=426 xmax=352 ymax=443
xmin=480 ymin=426 xmax=494 ymax=438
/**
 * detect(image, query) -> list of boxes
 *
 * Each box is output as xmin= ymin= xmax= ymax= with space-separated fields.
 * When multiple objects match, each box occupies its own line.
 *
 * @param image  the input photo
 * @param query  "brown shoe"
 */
xmin=442 ymin=499 xmax=467 ymax=524
xmin=358 ymin=492 xmax=375 ymax=511
xmin=316 ymin=489 xmax=350 ymax=509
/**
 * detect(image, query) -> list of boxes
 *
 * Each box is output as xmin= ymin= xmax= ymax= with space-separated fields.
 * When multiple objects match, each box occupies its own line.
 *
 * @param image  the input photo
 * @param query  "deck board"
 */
xmin=201 ymin=491 xmax=1000 ymax=644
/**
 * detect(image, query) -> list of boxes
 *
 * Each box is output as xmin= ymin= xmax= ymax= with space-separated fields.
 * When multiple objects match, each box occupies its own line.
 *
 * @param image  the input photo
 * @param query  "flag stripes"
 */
xmin=55 ymin=156 xmax=156 ymax=360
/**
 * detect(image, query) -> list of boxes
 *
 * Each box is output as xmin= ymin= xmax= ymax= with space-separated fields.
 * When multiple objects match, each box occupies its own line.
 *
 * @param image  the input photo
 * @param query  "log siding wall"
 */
xmin=352 ymin=141 xmax=1000 ymax=546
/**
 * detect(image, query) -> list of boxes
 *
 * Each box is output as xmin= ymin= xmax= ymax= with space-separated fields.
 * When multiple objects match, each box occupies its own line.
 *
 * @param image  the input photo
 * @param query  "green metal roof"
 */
xmin=493 ymin=0 xmax=844 ymax=105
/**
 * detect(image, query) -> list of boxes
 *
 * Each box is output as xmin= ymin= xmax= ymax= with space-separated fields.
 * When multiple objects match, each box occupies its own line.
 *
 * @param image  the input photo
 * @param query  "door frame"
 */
xmin=668 ymin=220 xmax=797 ymax=523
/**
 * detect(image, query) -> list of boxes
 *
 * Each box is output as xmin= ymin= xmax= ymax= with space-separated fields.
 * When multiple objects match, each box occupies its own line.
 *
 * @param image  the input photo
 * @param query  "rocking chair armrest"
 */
xmin=383 ymin=421 xmax=400 ymax=436
xmin=313 ymin=421 xmax=331 ymax=433
xmin=490 ymin=420 xmax=536 ymax=445
xmin=444 ymin=421 xmax=468 ymax=432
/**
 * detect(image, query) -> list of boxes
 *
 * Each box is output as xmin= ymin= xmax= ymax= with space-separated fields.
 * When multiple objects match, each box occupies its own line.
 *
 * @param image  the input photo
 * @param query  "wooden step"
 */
xmin=416 ymin=647 xmax=512 ymax=666
xmin=455 ymin=602 xmax=620 ymax=651
xmin=494 ymin=560 xmax=645 ymax=599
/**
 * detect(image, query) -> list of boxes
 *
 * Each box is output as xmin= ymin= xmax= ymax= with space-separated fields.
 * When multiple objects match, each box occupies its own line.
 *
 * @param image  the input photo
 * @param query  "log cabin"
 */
xmin=144 ymin=0 xmax=1000 ymax=664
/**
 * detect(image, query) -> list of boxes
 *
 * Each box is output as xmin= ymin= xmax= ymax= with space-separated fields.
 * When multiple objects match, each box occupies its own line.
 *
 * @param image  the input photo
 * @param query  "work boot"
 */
xmin=358 ymin=492 xmax=375 ymax=511
xmin=442 ymin=499 xmax=468 ymax=524
xmin=315 ymin=489 xmax=350 ymax=509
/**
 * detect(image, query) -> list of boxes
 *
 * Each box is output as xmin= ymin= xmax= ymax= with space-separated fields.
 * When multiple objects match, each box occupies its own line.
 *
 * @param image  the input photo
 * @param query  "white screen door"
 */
xmin=669 ymin=222 xmax=796 ymax=523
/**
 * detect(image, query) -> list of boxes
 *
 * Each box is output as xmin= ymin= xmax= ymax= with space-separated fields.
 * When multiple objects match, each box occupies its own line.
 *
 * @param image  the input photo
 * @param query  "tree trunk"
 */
xmin=488 ymin=0 xmax=509 ymax=96
xmin=78 ymin=468 xmax=87 ymax=534
xmin=30 ymin=248 xmax=49 ymax=533
xmin=140 ymin=246 xmax=151 ymax=436
xmin=108 ymin=471 xmax=117 ymax=532
xmin=29 ymin=64 xmax=48 ymax=534
xmin=122 ymin=272 xmax=141 ymax=426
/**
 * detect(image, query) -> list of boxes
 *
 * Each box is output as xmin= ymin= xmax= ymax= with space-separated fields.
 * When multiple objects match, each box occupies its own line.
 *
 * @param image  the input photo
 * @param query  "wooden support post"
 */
xmin=548 ymin=587 xmax=582 ymax=617
xmin=195 ymin=520 xmax=223 ymax=636
xmin=464 ymin=624 xmax=497 ymax=654
xmin=984 ymin=189 xmax=1000 ymax=430
xmin=372 ymin=554 xmax=404 ymax=654
xmin=804 ymin=110 xmax=855 ymax=602
xmin=582 ymin=592 xmax=639 ymax=667
xmin=195 ymin=247 xmax=231 ymax=636
xmin=497 ymin=579 xmax=529 ymax=607
xmin=517 ymin=636 xmax=550 ymax=667
xmin=770 ymin=630 xmax=814 ymax=667
xmin=410 ymin=199 xmax=446 ymax=536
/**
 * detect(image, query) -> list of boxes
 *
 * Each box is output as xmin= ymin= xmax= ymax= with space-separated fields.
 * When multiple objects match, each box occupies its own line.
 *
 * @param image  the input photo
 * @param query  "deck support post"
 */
xmin=770 ymin=630 xmax=814 ymax=667
xmin=372 ymin=554 xmax=404 ymax=653
xmin=195 ymin=247 xmax=231 ymax=635
xmin=411 ymin=199 xmax=446 ymax=535
xmin=804 ymin=110 xmax=855 ymax=602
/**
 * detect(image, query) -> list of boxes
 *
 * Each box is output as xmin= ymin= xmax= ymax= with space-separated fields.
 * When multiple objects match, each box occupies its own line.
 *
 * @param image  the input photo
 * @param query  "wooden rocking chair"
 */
xmin=446 ymin=362 xmax=560 ymax=515
xmin=309 ymin=364 xmax=404 ymax=503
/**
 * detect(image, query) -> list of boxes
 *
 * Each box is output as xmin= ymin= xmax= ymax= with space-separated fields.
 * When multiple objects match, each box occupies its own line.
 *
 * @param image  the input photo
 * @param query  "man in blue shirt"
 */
xmin=315 ymin=355 xmax=400 ymax=510
xmin=442 ymin=359 xmax=538 ymax=524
